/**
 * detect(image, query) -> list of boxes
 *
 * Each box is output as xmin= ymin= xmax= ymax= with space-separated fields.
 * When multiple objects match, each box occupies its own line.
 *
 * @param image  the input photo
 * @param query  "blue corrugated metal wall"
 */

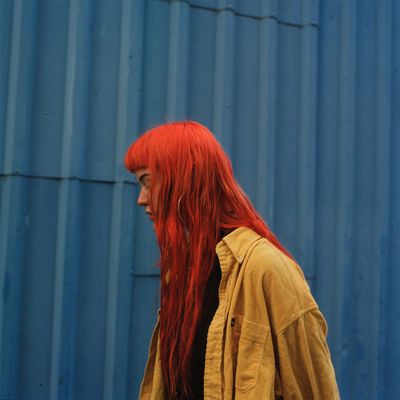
xmin=0 ymin=0 xmax=398 ymax=399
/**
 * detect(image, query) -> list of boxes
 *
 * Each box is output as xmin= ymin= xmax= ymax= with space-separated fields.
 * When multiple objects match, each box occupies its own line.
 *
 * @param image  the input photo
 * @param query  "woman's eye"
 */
xmin=142 ymin=181 xmax=151 ymax=190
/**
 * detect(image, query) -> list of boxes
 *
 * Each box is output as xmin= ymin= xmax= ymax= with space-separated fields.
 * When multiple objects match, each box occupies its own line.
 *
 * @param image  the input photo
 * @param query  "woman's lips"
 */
xmin=146 ymin=212 xmax=154 ymax=221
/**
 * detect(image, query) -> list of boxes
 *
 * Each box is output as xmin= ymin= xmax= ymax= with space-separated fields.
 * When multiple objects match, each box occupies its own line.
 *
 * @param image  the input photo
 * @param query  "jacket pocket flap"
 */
xmin=241 ymin=319 xmax=269 ymax=343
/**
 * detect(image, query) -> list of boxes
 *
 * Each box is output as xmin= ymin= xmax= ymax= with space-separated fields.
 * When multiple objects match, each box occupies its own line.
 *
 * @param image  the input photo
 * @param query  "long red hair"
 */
xmin=125 ymin=121 xmax=292 ymax=397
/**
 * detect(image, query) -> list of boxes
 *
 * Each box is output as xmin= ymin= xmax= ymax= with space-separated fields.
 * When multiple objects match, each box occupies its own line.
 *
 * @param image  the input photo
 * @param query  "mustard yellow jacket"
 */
xmin=140 ymin=227 xmax=340 ymax=399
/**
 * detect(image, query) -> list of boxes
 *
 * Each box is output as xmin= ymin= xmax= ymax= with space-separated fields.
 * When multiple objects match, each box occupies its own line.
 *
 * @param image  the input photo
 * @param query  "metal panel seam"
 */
xmin=0 ymin=172 xmax=136 ymax=186
xmin=156 ymin=0 xmax=320 ymax=28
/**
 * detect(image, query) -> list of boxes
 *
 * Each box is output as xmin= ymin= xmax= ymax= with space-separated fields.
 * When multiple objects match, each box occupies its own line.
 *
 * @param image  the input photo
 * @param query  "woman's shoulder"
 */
xmin=244 ymin=237 xmax=318 ymax=322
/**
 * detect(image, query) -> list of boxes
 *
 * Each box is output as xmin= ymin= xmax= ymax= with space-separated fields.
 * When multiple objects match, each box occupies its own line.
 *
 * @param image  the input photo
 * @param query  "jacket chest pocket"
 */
xmin=233 ymin=318 xmax=269 ymax=392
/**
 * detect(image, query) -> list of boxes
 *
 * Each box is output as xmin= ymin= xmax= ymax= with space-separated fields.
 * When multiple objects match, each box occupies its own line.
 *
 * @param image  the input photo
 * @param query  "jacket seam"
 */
xmin=275 ymin=305 xmax=319 ymax=336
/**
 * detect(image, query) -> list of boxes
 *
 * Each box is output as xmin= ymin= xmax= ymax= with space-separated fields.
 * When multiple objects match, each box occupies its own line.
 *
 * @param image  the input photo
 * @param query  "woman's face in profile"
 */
xmin=134 ymin=167 xmax=154 ymax=221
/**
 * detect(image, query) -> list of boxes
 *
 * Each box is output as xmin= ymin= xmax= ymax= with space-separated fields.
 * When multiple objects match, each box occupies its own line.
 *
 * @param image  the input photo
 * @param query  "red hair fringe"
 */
xmin=125 ymin=121 xmax=293 ymax=398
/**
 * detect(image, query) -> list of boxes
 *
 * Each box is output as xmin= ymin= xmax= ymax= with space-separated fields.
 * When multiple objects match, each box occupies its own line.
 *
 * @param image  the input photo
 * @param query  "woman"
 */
xmin=125 ymin=121 xmax=339 ymax=399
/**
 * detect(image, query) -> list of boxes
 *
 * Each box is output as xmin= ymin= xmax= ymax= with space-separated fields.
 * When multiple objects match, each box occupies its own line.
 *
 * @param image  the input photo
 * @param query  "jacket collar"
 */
xmin=216 ymin=227 xmax=262 ymax=264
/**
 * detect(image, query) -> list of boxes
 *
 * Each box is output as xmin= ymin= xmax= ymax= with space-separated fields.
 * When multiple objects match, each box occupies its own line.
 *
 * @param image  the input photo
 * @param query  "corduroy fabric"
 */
xmin=139 ymin=227 xmax=339 ymax=400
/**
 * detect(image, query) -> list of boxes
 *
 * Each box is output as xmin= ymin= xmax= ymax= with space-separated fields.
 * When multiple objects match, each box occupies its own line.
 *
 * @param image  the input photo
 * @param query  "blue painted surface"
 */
xmin=0 ymin=0 xmax=399 ymax=399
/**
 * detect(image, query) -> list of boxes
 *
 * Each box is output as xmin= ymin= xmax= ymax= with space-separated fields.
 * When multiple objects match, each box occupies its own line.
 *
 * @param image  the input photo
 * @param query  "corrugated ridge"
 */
xmin=296 ymin=22 xmax=318 ymax=275
xmin=385 ymin=2 xmax=400 ymax=397
xmin=49 ymin=0 xmax=88 ymax=398
xmin=166 ymin=1 xmax=190 ymax=120
xmin=333 ymin=0 xmax=357 ymax=390
xmin=3 ymin=0 xmax=36 ymax=175
xmin=0 ymin=1 xmax=12 ymax=172
xmin=256 ymin=17 xmax=277 ymax=226
xmin=0 ymin=0 xmax=37 ymax=397
xmin=1 ymin=0 xmax=399 ymax=398
xmin=372 ymin=1 xmax=392 ymax=398
xmin=212 ymin=9 xmax=235 ymax=154
xmin=103 ymin=0 xmax=144 ymax=397
xmin=3 ymin=0 xmax=23 ymax=173
xmin=0 ymin=178 xmax=26 ymax=398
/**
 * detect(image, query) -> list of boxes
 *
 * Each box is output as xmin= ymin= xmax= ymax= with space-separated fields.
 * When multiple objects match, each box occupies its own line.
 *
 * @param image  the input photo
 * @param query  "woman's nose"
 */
xmin=137 ymin=187 xmax=149 ymax=206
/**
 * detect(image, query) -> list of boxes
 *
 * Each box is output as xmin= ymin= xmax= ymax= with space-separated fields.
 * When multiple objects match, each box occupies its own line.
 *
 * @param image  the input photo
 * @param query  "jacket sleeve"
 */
xmin=275 ymin=308 xmax=340 ymax=399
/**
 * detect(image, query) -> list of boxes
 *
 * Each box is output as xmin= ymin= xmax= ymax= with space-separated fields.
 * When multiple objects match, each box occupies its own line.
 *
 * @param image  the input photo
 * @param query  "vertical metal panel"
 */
xmin=0 ymin=1 xmax=398 ymax=399
xmin=316 ymin=2 xmax=357 ymax=396
xmin=386 ymin=2 xmax=400 ymax=397
xmin=0 ymin=176 xmax=28 ymax=398
xmin=316 ymin=1 xmax=399 ymax=399
xmin=20 ymin=178 xmax=59 ymax=399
